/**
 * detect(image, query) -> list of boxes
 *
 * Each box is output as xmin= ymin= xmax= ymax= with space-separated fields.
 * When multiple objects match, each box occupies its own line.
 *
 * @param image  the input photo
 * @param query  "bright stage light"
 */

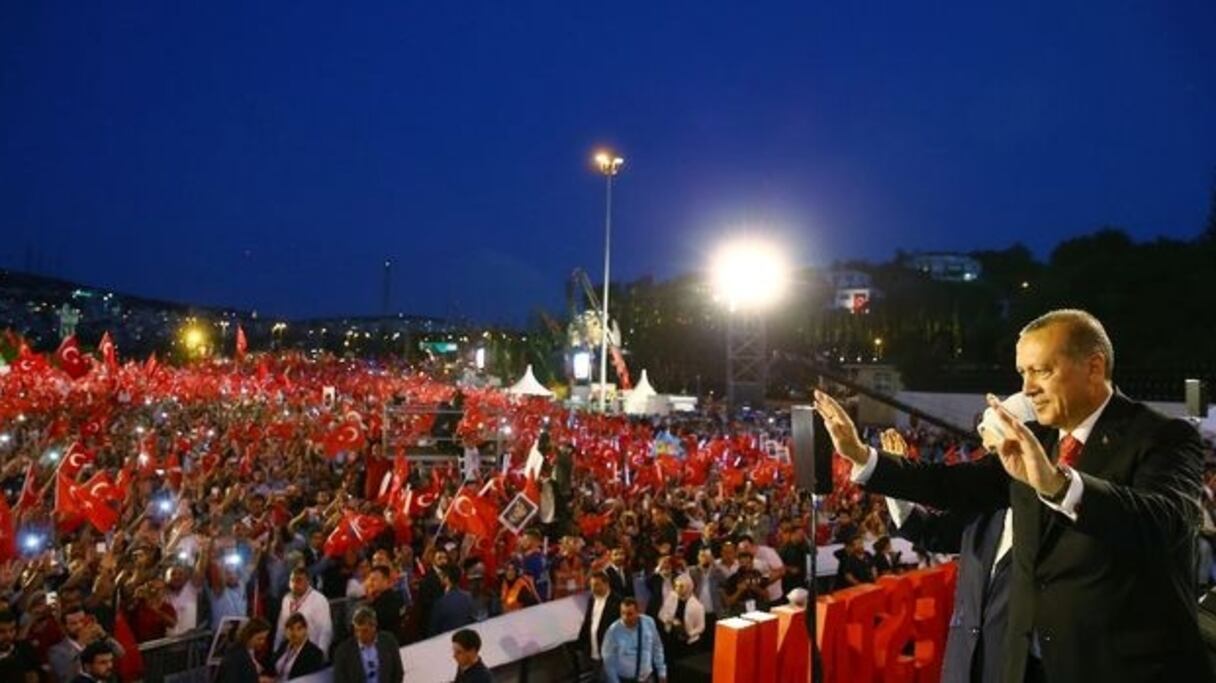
xmin=709 ymin=238 xmax=790 ymax=312
xmin=572 ymin=351 xmax=592 ymax=380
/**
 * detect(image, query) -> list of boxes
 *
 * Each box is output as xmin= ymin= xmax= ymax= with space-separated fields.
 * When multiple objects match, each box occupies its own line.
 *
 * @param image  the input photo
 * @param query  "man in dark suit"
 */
xmin=603 ymin=547 xmax=634 ymax=599
xmin=365 ymin=565 xmax=405 ymax=641
xmin=429 ymin=566 xmax=476 ymax=636
xmin=452 ymin=628 xmax=494 ymax=683
xmin=882 ymin=428 xmax=1014 ymax=683
xmin=271 ymin=613 xmax=327 ymax=680
xmin=815 ymin=309 xmax=1214 ymax=683
xmin=332 ymin=606 xmax=404 ymax=683
xmin=577 ymin=571 xmax=622 ymax=673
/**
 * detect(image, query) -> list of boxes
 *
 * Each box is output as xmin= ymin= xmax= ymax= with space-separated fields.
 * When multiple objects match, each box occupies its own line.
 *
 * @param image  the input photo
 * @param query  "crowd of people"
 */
xmin=0 ymin=332 xmax=1211 ymax=682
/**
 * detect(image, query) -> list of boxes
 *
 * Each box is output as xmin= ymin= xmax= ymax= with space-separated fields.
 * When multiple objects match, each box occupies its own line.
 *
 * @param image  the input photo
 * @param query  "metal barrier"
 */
xmin=138 ymin=629 xmax=213 ymax=683
xmin=135 ymin=598 xmax=359 ymax=683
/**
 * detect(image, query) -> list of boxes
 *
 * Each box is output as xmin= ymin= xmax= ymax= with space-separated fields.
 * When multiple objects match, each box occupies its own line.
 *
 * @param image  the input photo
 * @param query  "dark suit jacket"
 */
xmin=429 ymin=589 xmax=476 ymax=636
xmin=331 ymin=633 xmax=404 ymax=683
xmin=605 ymin=565 xmax=634 ymax=599
xmin=271 ymin=640 xmax=327 ymax=680
xmin=454 ymin=658 xmax=494 ymax=683
xmin=865 ymin=393 xmax=1214 ymax=683
xmin=216 ymin=646 xmax=265 ymax=682
xmin=898 ymin=506 xmax=1011 ymax=683
xmin=369 ymin=589 xmax=405 ymax=640
xmin=577 ymin=593 xmax=622 ymax=659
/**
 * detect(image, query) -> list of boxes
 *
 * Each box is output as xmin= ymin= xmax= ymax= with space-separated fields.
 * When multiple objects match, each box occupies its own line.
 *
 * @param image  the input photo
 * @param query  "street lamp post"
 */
xmin=594 ymin=150 xmax=624 ymax=412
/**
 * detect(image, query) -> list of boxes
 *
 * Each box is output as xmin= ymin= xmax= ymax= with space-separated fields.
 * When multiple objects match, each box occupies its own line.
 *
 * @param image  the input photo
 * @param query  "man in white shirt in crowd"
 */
xmin=165 ymin=565 xmax=201 ymax=637
xmin=736 ymin=535 xmax=785 ymax=603
xmin=275 ymin=566 xmax=333 ymax=658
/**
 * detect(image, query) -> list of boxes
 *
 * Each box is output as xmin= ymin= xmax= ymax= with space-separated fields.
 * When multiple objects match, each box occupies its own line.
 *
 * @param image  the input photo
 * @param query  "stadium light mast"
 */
xmin=709 ymin=237 xmax=790 ymax=410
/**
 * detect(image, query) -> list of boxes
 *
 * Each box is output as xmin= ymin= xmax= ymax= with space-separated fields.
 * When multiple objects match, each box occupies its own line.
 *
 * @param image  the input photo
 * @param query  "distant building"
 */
xmin=904 ymin=253 xmax=982 ymax=282
xmin=828 ymin=269 xmax=882 ymax=313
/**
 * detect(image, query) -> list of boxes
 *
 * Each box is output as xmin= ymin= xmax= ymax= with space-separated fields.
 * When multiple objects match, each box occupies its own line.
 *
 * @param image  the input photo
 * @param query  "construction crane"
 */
xmin=567 ymin=268 xmax=631 ymax=390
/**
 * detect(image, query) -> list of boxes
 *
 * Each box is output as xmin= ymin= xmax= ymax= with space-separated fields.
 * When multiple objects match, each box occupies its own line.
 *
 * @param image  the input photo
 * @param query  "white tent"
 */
xmin=623 ymin=369 xmax=661 ymax=415
xmin=507 ymin=364 xmax=554 ymax=397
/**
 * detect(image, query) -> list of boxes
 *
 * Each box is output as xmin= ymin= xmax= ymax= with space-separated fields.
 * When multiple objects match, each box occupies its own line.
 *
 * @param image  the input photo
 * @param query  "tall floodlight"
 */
xmin=709 ymin=238 xmax=790 ymax=409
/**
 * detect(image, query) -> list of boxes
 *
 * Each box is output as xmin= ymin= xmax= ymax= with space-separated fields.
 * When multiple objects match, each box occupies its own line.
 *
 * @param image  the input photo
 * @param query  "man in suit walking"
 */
xmin=578 ymin=571 xmax=622 ymax=675
xmin=815 ymin=309 xmax=1214 ymax=683
xmin=332 ymin=607 xmax=404 ymax=683
xmin=271 ymin=613 xmax=326 ymax=681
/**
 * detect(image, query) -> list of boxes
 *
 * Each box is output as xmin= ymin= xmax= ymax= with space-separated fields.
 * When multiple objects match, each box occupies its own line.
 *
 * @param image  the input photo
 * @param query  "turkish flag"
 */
xmin=322 ymin=420 xmax=365 ymax=458
xmin=13 ymin=344 xmax=49 ymax=375
xmin=82 ymin=471 xmax=118 ymax=502
xmin=376 ymin=453 xmax=410 ymax=504
xmin=56 ymin=471 xmax=118 ymax=533
xmin=446 ymin=487 xmax=499 ymax=539
xmin=99 ymin=331 xmax=119 ymax=373
xmin=58 ymin=441 xmax=96 ymax=480
xmin=235 ymin=325 xmax=248 ymax=362
xmin=365 ymin=455 xmax=392 ymax=502
xmin=54 ymin=335 xmax=92 ymax=380
xmin=80 ymin=413 xmax=108 ymax=441
xmin=15 ymin=463 xmax=41 ymax=512
xmin=0 ymin=494 xmax=17 ymax=562
xmin=324 ymin=512 xmax=388 ymax=557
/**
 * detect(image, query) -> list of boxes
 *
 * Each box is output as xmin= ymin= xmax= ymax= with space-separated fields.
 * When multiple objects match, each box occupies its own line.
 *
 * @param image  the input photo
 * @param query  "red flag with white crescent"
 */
xmin=58 ymin=441 xmax=96 ymax=480
xmin=99 ymin=331 xmax=119 ymax=373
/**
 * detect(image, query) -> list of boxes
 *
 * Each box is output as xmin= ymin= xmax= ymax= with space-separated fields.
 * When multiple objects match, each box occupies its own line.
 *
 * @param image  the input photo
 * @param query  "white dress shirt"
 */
xmin=589 ymin=593 xmax=609 ymax=661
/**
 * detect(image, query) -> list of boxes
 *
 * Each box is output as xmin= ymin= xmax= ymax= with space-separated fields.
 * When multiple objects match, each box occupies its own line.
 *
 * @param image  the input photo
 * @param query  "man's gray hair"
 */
xmin=1020 ymin=309 xmax=1114 ymax=379
xmin=351 ymin=605 xmax=378 ymax=626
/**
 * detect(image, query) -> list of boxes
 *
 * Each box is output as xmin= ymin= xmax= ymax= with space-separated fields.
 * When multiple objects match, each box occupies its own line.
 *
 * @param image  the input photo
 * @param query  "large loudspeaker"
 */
xmin=791 ymin=405 xmax=834 ymax=495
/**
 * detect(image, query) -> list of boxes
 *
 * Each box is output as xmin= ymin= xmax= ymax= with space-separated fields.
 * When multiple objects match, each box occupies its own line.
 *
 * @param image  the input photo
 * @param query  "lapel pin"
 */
xmin=1101 ymin=435 xmax=1109 ymax=446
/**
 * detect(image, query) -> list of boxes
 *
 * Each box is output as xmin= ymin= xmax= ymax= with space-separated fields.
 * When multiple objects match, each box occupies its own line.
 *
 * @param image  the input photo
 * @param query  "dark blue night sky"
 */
xmin=2 ymin=2 xmax=1214 ymax=323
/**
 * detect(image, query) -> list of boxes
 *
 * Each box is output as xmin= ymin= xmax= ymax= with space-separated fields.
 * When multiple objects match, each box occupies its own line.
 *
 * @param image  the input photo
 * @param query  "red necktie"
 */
xmin=1058 ymin=435 xmax=1083 ymax=469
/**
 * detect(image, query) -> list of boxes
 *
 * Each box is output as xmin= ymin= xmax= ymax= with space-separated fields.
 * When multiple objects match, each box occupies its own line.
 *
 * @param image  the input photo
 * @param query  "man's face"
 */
xmin=433 ymin=551 xmax=449 ymax=568
xmin=286 ymin=621 xmax=309 ymax=647
xmin=64 ymin=611 xmax=88 ymax=639
xmin=621 ymin=603 xmax=639 ymax=628
xmin=698 ymin=549 xmax=713 ymax=568
xmin=590 ymin=577 xmax=609 ymax=598
xmin=365 ymin=572 xmax=385 ymax=595
xmin=309 ymin=532 xmax=324 ymax=550
xmin=676 ymin=581 xmax=692 ymax=599
xmin=721 ymin=544 xmax=737 ymax=563
xmin=1016 ymin=324 xmax=1106 ymax=430
xmin=86 ymin=653 xmax=115 ymax=679
xmin=290 ymin=573 xmax=310 ymax=597
xmin=452 ymin=642 xmax=478 ymax=669
xmin=0 ymin=621 xmax=16 ymax=649
xmin=168 ymin=567 xmax=187 ymax=590
xmin=610 ymin=548 xmax=626 ymax=566
xmin=354 ymin=621 xmax=377 ymax=646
